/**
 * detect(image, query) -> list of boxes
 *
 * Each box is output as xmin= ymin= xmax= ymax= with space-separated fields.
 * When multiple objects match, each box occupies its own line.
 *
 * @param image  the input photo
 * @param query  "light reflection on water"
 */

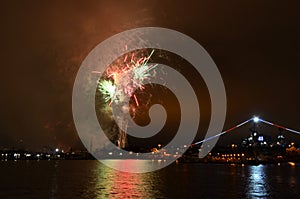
xmin=85 ymin=160 xmax=167 ymax=199
xmin=93 ymin=160 xmax=164 ymax=198
xmin=0 ymin=160 xmax=300 ymax=198
xmin=246 ymin=165 xmax=269 ymax=198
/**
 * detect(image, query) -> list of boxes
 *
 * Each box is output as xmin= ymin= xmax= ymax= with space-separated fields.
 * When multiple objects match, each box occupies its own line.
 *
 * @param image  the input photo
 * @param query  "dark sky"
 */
xmin=1 ymin=0 xmax=300 ymax=150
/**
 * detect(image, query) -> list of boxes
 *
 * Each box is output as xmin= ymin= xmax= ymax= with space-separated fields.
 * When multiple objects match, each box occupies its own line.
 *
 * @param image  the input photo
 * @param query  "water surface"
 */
xmin=0 ymin=160 xmax=299 ymax=198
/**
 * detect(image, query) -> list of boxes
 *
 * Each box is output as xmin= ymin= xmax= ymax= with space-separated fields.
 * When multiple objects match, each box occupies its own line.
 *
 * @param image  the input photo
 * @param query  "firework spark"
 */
xmin=97 ymin=79 xmax=116 ymax=102
xmin=97 ymin=49 xmax=157 ymax=104
xmin=95 ymin=49 xmax=158 ymax=148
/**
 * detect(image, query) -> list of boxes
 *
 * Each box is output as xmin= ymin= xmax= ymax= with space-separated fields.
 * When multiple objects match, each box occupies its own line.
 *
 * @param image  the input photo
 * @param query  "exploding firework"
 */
xmin=97 ymin=49 xmax=157 ymax=105
xmin=96 ymin=49 xmax=158 ymax=148
xmin=97 ymin=79 xmax=116 ymax=102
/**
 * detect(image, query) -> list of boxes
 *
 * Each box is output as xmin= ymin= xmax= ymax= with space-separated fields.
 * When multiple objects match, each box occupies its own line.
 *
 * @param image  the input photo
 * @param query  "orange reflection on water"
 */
xmin=94 ymin=160 xmax=158 ymax=199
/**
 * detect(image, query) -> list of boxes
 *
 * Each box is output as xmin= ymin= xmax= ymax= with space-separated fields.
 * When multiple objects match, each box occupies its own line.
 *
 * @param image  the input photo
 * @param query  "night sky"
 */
xmin=1 ymin=1 xmax=300 ymax=150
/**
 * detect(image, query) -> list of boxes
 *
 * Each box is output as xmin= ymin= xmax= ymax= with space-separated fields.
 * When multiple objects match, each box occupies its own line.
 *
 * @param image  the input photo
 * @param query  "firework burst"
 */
xmin=97 ymin=49 xmax=157 ymax=106
xmin=97 ymin=79 xmax=116 ymax=102
xmin=95 ymin=49 xmax=158 ymax=148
